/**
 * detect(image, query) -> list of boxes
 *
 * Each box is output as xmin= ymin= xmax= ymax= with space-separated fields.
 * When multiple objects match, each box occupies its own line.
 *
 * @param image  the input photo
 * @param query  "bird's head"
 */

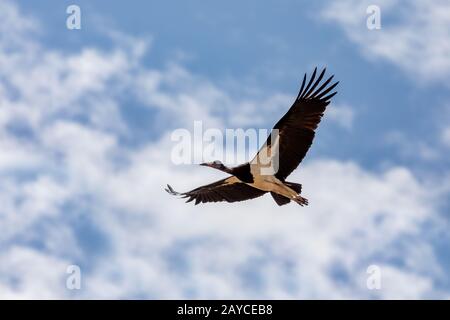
xmin=200 ymin=160 xmax=227 ymax=171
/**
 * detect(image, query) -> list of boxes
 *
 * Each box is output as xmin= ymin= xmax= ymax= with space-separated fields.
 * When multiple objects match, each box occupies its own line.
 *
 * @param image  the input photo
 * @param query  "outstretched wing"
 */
xmin=165 ymin=176 xmax=266 ymax=205
xmin=254 ymin=67 xmax=338 ymax=181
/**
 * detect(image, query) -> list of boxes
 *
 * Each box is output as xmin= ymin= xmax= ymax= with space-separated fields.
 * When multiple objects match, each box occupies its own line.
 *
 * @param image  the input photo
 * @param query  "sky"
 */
xmin=0 ymin=0 xmax=449 ymax=299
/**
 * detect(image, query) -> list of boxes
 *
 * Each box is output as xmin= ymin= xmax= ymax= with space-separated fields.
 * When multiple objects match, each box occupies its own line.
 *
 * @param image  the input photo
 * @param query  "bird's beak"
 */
xmin=199 ymin=162 xmax=209 ymax=167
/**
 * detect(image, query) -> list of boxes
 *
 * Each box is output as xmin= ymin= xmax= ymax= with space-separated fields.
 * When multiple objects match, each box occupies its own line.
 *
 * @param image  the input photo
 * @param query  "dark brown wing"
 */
xmin=165 ymin=176 xmax=266 ymax=205
xmin=257 ymin=67 xmax=339 ymax=181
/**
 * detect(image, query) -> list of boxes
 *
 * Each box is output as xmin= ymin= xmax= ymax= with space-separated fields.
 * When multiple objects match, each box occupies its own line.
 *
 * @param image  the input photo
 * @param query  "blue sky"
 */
xmin=1 ymin=0 xmax=449 ymax=298
xmin=20 ymin=0 xmax=449 ymax=173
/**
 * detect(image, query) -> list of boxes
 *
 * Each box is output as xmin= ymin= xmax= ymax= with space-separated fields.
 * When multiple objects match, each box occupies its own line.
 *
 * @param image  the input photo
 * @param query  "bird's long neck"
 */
xmin=210 ymin=163 xmax=253 ymax=183
xmin=219 ymin=165 xmax=234 ymax=174
xmin=229 ymin=163 xmax=254 ymax=183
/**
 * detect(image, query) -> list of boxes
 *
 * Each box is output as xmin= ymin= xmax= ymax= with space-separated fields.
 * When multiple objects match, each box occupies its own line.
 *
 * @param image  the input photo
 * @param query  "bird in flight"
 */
xmin=166 ymin=67 xmax=338 ymax=206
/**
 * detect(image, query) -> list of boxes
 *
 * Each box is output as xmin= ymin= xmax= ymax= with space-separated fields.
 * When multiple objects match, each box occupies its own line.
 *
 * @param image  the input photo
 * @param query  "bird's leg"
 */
xmin=267 ymin=179 xmax=309 ymax=206
xmin=292 ymin=194 xmax=309 ymax=206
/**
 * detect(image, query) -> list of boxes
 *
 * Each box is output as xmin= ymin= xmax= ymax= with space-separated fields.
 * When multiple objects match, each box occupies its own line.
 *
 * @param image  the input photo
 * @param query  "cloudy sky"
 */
xmin=0 ymin=0 xmax=449 ymax=299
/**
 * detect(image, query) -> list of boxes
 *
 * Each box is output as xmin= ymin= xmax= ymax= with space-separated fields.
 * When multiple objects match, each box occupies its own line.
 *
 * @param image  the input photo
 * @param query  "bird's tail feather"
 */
xmin=165 ymin=184 xmax=182 ymax=196
xmin=284 ymin=181 xmax=302 ymax=193
xmin=271 ymin=192 xmax=291 ymax=206
xmin=270 ymin=181 xmax=304 ymax=206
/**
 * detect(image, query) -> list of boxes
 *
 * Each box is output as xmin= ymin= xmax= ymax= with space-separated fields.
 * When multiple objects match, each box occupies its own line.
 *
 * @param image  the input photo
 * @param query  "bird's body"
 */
xmin=248 ymin=164 xmax=306 ymax=204
xmin=166 ymin=67 xmax=338 ymax=206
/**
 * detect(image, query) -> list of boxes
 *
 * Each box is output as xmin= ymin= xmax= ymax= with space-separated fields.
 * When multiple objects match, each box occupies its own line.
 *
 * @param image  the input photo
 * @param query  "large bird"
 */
xmin=166 ymin=67 xmax=338 ymax=206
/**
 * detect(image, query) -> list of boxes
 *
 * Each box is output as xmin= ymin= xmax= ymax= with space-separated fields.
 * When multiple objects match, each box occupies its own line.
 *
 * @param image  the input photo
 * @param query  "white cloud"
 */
xmin=321 ymin=0 xmax=450 ymax=82
xmin=375 ymin=265 xmax=433 ymax=299
xmin=326 ymin=104 xmax=355 ymax=130
xmin=0 ymin=247 xmax=69 ymax=299
xmin=441 ymin=127 xmax=450 ymax=148
xmin=0 ymin=0 xmax=448 ymax=299
xmin=384 ymin=131 xmax=440 ymax=161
